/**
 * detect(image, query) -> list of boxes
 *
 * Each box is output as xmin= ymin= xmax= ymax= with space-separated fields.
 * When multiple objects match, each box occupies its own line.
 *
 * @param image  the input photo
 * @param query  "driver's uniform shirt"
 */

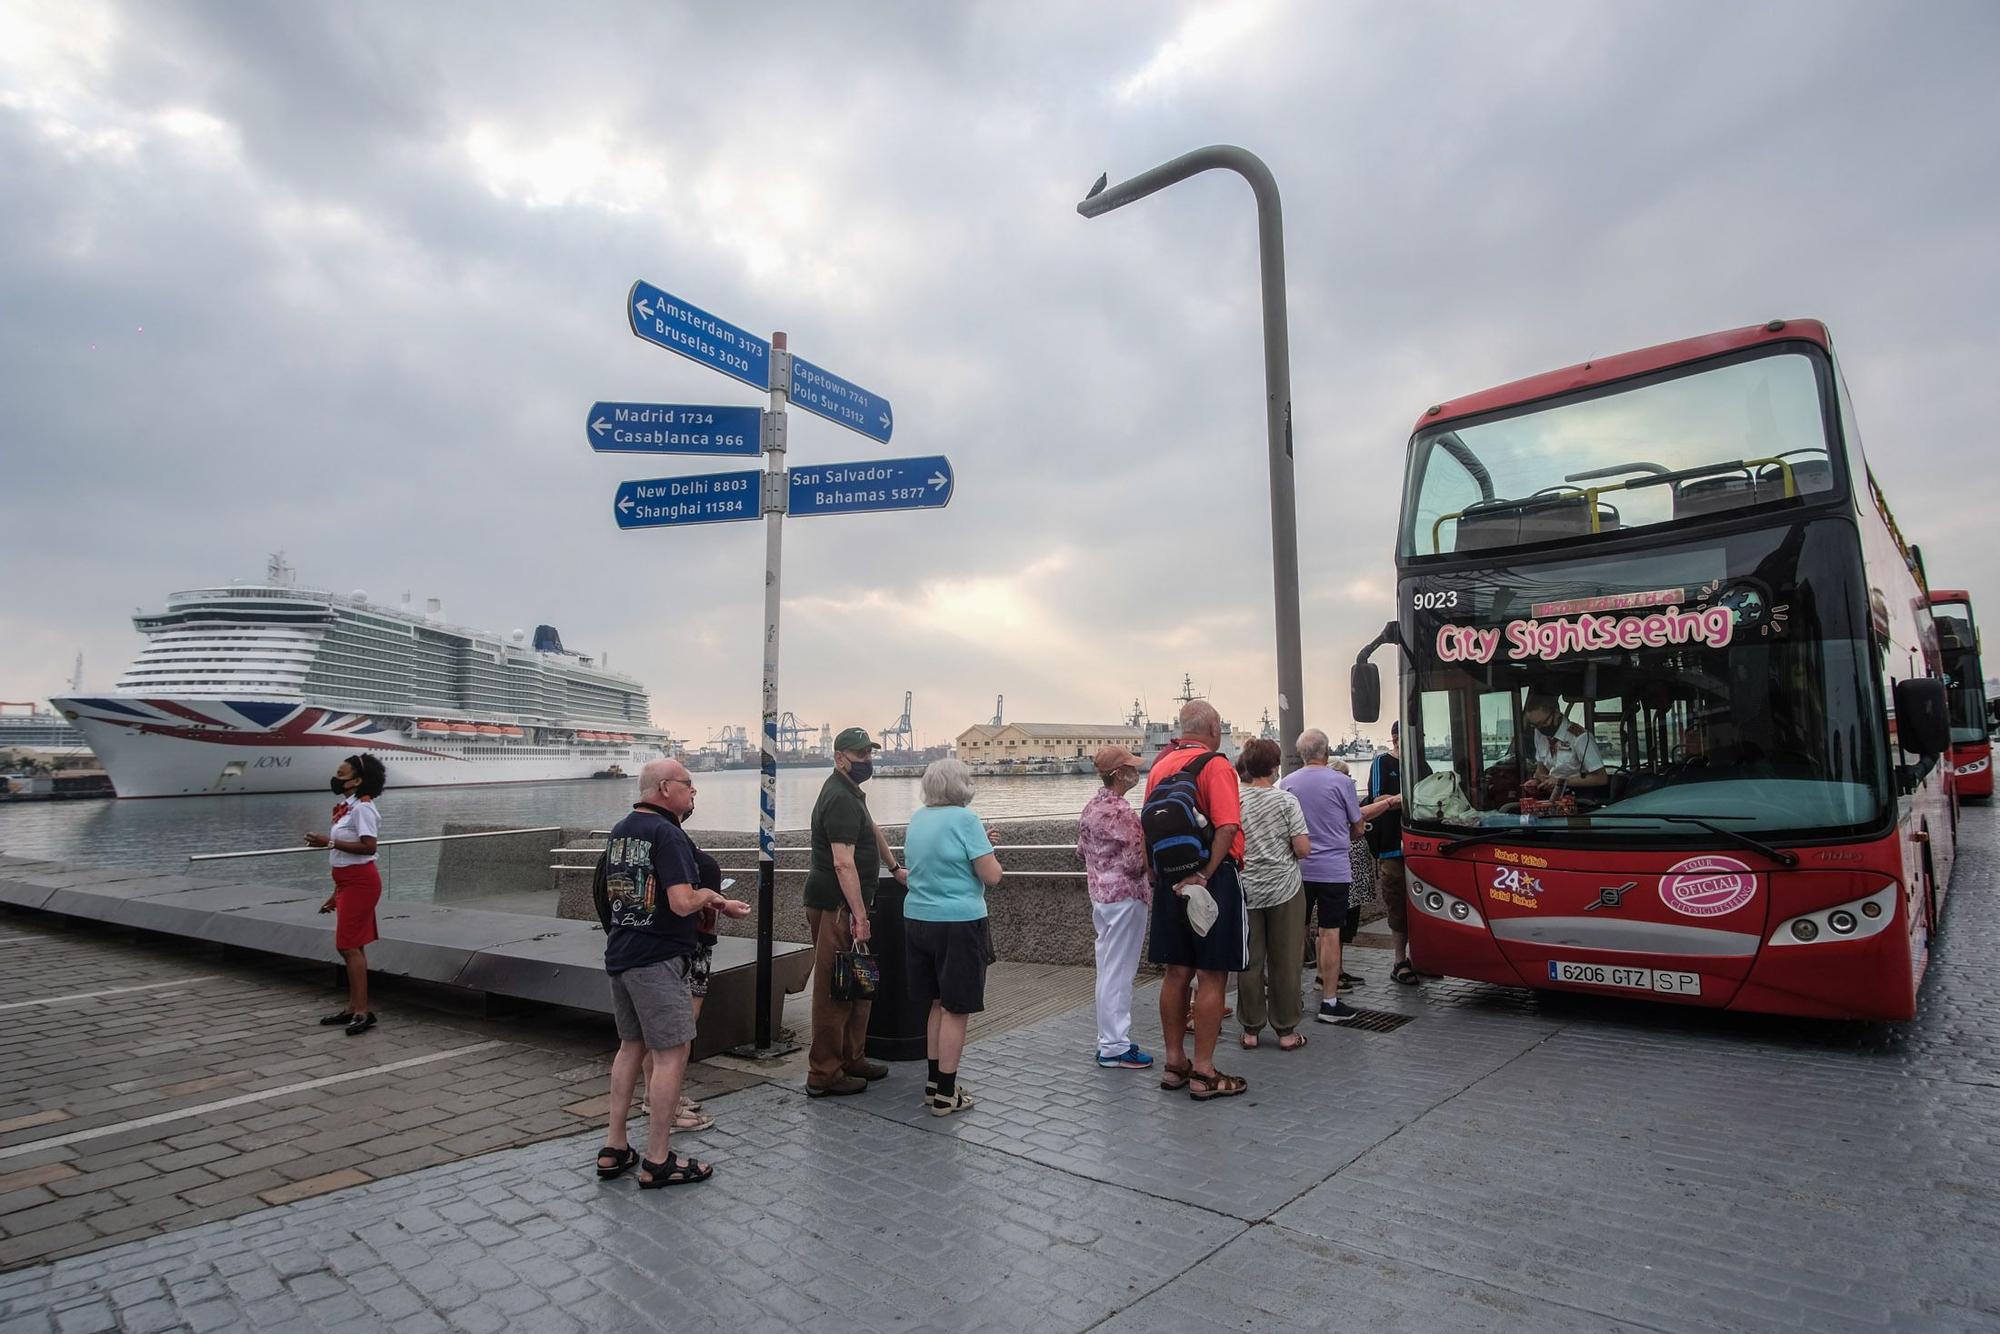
xmin=1532 ymin=722 xmax=1604 ymax=779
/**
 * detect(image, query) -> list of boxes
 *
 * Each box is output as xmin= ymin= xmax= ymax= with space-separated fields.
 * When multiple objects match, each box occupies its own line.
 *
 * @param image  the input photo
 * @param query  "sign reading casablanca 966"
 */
xmin=588 ymin=402 xmax=762 ymax=456
xmin=1435 ymin=602 xmax=1735 ymax=664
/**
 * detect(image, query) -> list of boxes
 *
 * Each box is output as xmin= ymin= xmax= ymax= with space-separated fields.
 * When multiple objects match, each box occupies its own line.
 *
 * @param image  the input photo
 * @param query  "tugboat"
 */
xmin=591 ymin=763 xmax=628 ymax=780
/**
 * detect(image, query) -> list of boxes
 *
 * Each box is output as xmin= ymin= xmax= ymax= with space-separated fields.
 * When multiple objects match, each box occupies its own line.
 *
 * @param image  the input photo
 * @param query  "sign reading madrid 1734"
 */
xmin=587 ymin=402 xmax=761 ymax=456
xmin=613 ymin=469 xmax=760 ymax=530
xmin=788 ymin=356 xmax=893 ymax=443
xmin=627 ymin=281 xmax=771 ymax=392
xmin=789 ymin=455 xmax=954 ymax=517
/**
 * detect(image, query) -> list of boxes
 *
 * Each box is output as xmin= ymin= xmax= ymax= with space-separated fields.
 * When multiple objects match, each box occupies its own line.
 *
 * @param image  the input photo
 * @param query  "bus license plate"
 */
xmin=1547 ymin=960 xmax=1701 ymax=996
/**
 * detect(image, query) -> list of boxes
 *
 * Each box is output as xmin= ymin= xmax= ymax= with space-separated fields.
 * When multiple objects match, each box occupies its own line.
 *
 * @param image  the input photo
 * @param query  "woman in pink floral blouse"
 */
xmin=1078 ymin=745 xmax=1154 ymax=1070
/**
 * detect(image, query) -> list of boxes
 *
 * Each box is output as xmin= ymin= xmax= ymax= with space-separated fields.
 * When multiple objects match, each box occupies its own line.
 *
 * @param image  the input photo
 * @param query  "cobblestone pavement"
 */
xmin=2 ymin=811 xmax=1997 ymax=1330
xmin=0 ymin=917 xmax=752 ymax=1271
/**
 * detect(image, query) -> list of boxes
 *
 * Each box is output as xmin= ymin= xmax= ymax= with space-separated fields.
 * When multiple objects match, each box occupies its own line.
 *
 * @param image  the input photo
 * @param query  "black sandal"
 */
xmin=1391 ymin=961 xmax=1420 ymax=985
xmin=595 ymin=1146 xmax=639 ymax=1180
xmin=638 ymin=1152 xmax=712 ymax=1188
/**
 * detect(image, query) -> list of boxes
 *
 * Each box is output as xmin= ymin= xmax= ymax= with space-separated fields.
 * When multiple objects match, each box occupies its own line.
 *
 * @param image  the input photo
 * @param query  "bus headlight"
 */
xmin=1770 ymin=882 xmax=1897 ymax=947
xmin=1410 ymin=875 xmax=1484 ymax=929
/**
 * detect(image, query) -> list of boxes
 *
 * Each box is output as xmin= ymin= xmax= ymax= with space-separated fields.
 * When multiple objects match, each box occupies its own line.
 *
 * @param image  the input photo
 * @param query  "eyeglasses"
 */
xmin=662 ymin=777 xmax=697 ymax=792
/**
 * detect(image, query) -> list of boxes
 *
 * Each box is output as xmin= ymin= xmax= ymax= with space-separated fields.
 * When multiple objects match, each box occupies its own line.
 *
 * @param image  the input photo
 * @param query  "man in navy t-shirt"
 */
xmin=593 ymin=758 xmax=748 ymax=1188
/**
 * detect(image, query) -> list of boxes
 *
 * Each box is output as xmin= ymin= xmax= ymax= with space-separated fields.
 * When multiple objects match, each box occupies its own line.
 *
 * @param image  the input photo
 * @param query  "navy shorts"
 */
xmin=1147 ymin=860 xmax=1250 ymax=974
xmin=905 ymin=917 xmax=994 ymax=1015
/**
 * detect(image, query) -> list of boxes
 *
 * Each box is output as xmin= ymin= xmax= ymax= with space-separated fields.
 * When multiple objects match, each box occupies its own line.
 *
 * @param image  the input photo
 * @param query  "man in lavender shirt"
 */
xmin=1279 ymin=729 xmax=1366 ymax=1022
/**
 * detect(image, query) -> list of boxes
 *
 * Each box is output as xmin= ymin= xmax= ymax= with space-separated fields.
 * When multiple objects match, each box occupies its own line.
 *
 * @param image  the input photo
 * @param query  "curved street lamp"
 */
xmin=1079 ymin=145 xmax=1305 ymax=770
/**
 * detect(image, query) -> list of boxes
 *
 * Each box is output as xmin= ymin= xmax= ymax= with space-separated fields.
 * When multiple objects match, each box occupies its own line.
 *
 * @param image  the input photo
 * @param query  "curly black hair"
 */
xmin=344 ymin=753 xmax=388 ymax=798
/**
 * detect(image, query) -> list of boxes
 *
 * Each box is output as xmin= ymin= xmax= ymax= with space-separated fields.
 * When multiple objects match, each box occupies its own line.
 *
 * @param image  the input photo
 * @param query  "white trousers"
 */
xmin=1092 ymin=898 xmax=1149 ymax=1057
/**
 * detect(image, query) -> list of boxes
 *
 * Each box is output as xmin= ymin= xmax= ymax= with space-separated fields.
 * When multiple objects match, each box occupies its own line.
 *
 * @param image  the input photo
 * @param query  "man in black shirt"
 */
xmin=593 ymin=758 xmax=749 ymax=1188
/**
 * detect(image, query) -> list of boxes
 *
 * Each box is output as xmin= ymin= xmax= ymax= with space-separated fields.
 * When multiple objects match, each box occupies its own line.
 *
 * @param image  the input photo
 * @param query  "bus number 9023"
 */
xmin=1413 ymin=590 xmax=1459 ymax=612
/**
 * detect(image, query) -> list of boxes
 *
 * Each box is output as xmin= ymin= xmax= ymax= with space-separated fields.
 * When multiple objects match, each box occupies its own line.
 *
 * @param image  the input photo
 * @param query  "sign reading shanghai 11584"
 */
xmin=788 ymin=355 xmax=893 ymax=443
xmin=627 ymin=281 xmax=771 ymax=393
xmin=788 ymin=455 xmax=953 ymax=518
xmin=587 ymin=402 xmax=762 ymax=456
xmin=614 ymin=469 xmax=761 ymax=530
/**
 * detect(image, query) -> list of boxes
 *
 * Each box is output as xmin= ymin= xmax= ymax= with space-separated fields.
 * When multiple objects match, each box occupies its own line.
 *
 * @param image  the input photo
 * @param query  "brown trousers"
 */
xmin=806 ymin=907 xmax=873 ymax=1088
xmin=1239 ymin=891 xmax=1308 ymax=1035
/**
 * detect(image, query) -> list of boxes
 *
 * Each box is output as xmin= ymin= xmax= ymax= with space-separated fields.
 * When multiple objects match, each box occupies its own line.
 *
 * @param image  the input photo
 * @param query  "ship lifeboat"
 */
xmin=414 ymin=721 xmax=451 ymax=735
xmin=447 ymin=722 xmax=478 ymax=735
xmin=475 ymin=724 xmax=505 ymax=735
xmin=500 ymin=726 xmax=526 ymax=738
xmin=579 ymin=731 xmax=600 ymax=742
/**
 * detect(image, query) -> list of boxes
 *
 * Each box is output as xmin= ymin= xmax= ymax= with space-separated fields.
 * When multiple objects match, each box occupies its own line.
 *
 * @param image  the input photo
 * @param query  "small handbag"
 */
xmin=830 ymin=940 xmax=880 ymax=1001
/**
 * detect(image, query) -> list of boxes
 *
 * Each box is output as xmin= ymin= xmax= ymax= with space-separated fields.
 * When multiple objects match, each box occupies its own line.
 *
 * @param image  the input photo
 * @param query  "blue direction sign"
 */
xmin=614 ymin=469 xmax=761 ymax=530
xmin=588 ymin=402 xmax=761 ymax=456
xmin=788 ymin=355 xmax=893 ymax=443
xmin=788 ymin=455 xmax=953 ymax=518
xmin=627 ymin=281 xmax=771 ymax=392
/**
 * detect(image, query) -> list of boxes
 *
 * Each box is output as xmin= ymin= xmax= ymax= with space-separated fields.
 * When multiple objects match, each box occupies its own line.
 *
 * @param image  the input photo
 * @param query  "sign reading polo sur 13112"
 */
xmin=788 ymin=356 xmax=893 ymax=443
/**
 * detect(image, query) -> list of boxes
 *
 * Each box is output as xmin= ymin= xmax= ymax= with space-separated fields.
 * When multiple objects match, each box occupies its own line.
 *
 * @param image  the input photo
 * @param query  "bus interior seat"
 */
xmin=1758 ymin=457 xmax=1834 ymax=498
xmin=1452 ymin=504 xmax=1523 ymax=552
xmin=1515 ymin=497 xmax=1619 ymax=544
xmin=1674 ymin=473 xmax=1766 ymax=519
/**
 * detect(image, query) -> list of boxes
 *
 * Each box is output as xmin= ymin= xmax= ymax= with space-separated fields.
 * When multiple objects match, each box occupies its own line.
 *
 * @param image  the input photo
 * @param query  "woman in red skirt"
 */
xmin=306 ymin=753 xmax=386 ymax=1036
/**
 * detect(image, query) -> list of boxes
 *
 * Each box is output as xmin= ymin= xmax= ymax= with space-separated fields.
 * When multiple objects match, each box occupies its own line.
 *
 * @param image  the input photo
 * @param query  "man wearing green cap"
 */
xmin=804 ymin=726 xmax=907 ymax=1096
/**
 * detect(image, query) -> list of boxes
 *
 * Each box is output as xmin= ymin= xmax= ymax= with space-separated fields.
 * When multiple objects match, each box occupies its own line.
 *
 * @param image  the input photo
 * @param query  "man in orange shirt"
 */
xmin=1146 ymin=699 xmax=1249 ymax=1101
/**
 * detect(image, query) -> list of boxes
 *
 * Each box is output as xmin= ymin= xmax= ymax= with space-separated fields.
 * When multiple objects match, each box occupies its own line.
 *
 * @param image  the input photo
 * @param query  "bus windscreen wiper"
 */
xmin=1580 ymin=813 xmax=1800 ymax=867
xmin=1439 ymin=825 xmax=1560 ymax=856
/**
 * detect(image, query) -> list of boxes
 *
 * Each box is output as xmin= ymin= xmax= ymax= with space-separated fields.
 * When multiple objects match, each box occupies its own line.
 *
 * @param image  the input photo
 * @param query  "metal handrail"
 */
xmin=190 ymin=825 xmax=564 ymax=863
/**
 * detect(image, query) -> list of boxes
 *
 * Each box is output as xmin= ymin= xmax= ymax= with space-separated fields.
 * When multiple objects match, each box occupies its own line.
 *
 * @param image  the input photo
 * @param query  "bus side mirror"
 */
xmin=1893 ymin=677 xmax=1950 ymax=757
xmin=1351 ymin=662 xmax=1381 ymax=723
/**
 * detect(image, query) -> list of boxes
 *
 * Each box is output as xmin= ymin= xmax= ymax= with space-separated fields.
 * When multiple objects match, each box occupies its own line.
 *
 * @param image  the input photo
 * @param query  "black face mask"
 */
xmin=847 ymin=758 xmax=874 ymax=784
xmin=331 ymin=777 xmax=351 ymax=795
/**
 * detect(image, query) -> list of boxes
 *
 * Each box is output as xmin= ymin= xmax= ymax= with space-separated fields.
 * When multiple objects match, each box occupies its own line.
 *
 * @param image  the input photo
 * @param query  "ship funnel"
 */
xmin=426 ymin=598 xmax=443 ymax=618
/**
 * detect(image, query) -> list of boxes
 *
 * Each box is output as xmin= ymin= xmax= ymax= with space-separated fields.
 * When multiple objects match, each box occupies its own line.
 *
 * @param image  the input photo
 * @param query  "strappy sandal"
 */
xmin=638 ymin=1152 xmax=712 ymax=1188
xmin=1187 ymin=1068 xmax=1248 ymax=1101
xmin=673 ymin=1109 xmax=715 ymax=1133
xmin=1159 ymin=1061 xmax=1193 ymax=1092
xmin=595 ymin=1145 xmax=638 ymax=1180
xmin=926 ymin=1087 xmax=974 ymax=1118
xmin=1239 ymin=1031 xmax=1261 ymax=1049
xmin=1277 ymin=1032 xmax=1307 ymax=1052
xmin=1391 ymin=960 xmax=1421 ymax=985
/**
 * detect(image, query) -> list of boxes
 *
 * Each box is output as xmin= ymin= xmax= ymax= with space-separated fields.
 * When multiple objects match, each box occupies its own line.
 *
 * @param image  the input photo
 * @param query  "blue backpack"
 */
xmin=1141 ymin=751 xmax=1222 ymax=886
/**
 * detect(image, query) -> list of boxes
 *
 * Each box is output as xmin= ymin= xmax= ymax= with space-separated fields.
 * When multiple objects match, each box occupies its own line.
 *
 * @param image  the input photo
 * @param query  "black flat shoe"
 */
xmin=318 ymin=1010 xmax=355 ymax=1026
xmin=344 ymin=1012 xmax=377 ymax=1036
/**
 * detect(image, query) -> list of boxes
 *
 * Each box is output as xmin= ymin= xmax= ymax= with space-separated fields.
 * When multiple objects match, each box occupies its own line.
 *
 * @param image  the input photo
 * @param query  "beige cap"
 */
xmin=1094 ymin=744 xmax=1144 ymax=776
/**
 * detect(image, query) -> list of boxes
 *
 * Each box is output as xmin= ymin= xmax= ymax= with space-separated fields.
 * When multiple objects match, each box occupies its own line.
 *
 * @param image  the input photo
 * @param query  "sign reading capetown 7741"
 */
xmin=627 ymin=281 xmax=771 ymax=392
xmin=789 ymin=356 xmax=893 ymax=443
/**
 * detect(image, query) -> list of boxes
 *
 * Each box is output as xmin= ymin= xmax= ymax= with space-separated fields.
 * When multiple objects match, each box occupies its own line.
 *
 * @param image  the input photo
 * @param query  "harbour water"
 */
xmin=0 ymin=768 xmax=1117 ymax=877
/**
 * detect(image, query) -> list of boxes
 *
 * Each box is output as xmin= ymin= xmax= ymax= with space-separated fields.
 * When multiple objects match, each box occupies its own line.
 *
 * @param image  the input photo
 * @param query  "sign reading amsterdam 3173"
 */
xmin=627 ymin=281 xmax=770 ymax=392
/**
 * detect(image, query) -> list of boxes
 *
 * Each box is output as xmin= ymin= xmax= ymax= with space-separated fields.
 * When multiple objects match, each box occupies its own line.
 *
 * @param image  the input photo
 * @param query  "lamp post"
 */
xmin=1078 ymin=145 xmax=1305 ymax=771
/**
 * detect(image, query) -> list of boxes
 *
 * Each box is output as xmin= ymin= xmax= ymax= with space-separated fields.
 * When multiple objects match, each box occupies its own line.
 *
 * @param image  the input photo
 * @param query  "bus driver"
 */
xmin=1521 ymin=691 xmax=1609 ymax=797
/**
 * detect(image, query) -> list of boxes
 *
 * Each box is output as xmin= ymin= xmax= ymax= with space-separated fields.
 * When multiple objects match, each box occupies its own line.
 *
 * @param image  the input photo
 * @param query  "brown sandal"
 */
xmin=1187 ymin=1068 xmax=1248 ymax=1100
xmin=1277 ymin=1032 xmax=1307 ymax=1052
xmin=1159 ymin=1061 xmax=1193 ymax=1091
xmin=1240 ymin=1032 xmax=1261 ymax=1050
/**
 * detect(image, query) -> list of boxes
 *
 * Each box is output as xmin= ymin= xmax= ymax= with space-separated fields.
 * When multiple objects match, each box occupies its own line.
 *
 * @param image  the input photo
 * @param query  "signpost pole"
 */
xmin=751 ymin=333 xmax=791 ymax=1055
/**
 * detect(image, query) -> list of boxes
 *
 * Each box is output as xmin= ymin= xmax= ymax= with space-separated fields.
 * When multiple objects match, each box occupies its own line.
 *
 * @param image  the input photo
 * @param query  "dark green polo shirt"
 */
xmin=804 ymin=770 xmax=880 ymax=911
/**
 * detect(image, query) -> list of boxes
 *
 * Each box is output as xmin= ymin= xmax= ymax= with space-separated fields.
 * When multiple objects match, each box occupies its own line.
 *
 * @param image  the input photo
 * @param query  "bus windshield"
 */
xmin=1403 ymin=346 xmax=1839 ymax=559
xmin=1402 ymin=517 xmax=1891 ymax=841
xmin=1931 ymin=597 xmax=1988 ymax=744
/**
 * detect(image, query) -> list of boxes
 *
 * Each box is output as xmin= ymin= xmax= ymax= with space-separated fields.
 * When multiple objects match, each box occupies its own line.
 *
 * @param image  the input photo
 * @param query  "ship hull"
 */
xmin=51 ymin=697 xmax=664 ymax=798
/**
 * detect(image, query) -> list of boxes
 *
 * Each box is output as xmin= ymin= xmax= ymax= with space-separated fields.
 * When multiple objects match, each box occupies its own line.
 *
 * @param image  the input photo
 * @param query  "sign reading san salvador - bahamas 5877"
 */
xmin=1435 ymin=602 xmax=1735 ymax=665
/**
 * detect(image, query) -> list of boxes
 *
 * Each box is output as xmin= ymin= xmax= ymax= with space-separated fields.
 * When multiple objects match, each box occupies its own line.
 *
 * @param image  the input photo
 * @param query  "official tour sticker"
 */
xmin=1658 ymin=855 xmax=1758 ymax=917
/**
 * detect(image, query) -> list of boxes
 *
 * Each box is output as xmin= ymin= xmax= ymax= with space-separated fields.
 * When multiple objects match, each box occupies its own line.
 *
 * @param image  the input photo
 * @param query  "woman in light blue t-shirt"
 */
xmin=902 ymin=758 xmax=1004 ymax=1118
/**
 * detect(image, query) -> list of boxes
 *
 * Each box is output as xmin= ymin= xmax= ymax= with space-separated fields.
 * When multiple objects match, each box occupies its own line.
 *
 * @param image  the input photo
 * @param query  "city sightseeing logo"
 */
xmin=1658 ymin=855 xmax=1759 ymax=918
xmin=1435 ymin=603 xmax=1734 ymax=664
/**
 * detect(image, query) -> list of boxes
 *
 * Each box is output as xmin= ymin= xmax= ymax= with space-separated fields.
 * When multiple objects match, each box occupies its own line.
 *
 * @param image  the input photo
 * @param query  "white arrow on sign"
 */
xmin=929 ymin=472 xmax=948 ymax=490
xmin=618 ymin=495 xmax=634 ymax=514
xmin=880 ymin=412 xmax=892 ymax=431
xmin=592 ymin=417 xmax=610 ymax=436
xmin=635 ymin=298 xmax=655 ymax=320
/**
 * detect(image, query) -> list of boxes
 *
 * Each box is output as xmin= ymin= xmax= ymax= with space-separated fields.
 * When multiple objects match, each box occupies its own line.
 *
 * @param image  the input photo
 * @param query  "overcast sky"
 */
xmin=4 ymin=1 xmax=1997 ymax=747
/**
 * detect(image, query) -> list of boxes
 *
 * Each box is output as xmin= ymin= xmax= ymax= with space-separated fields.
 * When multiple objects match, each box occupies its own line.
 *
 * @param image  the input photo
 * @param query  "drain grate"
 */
xmin=1336 ymin=1007 xmax=1416 ymax=1034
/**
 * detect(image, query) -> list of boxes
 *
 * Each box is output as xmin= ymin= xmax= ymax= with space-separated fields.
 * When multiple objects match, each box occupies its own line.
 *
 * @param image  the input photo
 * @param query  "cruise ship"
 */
xmin=52 ymin=557 xmax=670 ymax=798
xmin=0 ymin=706 xmax=92 ymax=758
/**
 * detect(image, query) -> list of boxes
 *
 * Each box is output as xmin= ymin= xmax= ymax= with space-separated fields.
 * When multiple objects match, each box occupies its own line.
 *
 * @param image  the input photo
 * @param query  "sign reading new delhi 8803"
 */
xmin=627 ymin=281 xmax=771 ymax=392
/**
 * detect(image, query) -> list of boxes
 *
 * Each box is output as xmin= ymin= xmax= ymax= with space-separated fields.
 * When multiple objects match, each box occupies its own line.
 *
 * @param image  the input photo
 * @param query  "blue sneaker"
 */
xmin=1315 ymin=999 xmax=1361 ymax=1024
xmin=1096 ymin=1044 xmax=1155 ymax=1069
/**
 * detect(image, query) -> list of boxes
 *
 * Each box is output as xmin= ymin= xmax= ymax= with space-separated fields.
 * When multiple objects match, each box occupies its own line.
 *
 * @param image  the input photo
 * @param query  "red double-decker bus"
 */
xmin=1353 ymin=319 xmax=1956 ymax=1021
xmin=1928 ymin=590 xmax=1992 ymax=800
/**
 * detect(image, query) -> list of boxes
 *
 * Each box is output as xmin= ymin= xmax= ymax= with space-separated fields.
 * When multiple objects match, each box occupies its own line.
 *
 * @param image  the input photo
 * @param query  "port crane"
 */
xmin=776 ymin=712 xmax=818 ymax=752
xmin=882 ymin=692 xmax=914 ymax=751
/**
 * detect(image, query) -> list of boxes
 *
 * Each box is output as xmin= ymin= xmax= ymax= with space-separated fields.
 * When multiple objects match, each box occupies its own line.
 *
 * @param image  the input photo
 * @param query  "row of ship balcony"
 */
xmin=404 ymin=721 xmax=641 ymax=744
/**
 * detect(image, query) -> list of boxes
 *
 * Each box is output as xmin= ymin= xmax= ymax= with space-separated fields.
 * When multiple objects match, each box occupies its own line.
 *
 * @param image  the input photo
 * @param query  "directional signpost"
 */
xmin=788 ymin=355 xmax=894 ymax=443
xmin=789 ymin=455 xmax=953 ymax=517
xmin=613 ymin=469 xmax=761 ymax=529
xmin=588 ymin=402 xmax=761 ymax=456
xmin=595 ymin=279 xmax=952 ymax=1059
